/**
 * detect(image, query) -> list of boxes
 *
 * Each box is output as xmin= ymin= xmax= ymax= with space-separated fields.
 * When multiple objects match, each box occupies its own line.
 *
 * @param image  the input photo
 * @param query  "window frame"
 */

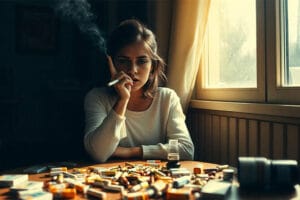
xmin=196 ymin=0 xmax=300 ymax=105
xmin=267 ymin=0 xmax=300 ymax=104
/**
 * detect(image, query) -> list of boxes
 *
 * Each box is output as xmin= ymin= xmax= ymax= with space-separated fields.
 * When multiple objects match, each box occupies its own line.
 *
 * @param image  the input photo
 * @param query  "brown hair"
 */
xmin=107 ymin=19 xmax=166 ymax=98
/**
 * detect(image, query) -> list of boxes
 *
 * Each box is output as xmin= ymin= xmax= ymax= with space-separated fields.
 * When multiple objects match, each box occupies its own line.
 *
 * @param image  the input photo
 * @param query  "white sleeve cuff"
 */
xmin=142 ymin=144 xmax=168 ymax=160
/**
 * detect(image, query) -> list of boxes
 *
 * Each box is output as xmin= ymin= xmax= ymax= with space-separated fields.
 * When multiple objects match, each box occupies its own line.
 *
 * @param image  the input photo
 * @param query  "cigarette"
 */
xmin=87 ymin=188 xmax=107 ymax=199
xmin=107 ymin=79 xmax=119 ymax=87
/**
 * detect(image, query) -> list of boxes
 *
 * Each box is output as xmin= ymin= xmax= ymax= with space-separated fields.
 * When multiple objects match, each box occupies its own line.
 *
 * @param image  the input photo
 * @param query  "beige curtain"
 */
xmin=166 ymin=0 xmax=211 ymax=112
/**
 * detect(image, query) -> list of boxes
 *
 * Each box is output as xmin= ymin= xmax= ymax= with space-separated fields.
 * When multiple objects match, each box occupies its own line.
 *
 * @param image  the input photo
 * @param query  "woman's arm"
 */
xmin=112 ymin=146 xmax=143 ymax=159
xmin=166 ymin=97 xmax=195 ymax=160
xmin=84 ymin=89 xmax=127 ymax=162
xmin=141 ymin=89 xmax=194 ymax=160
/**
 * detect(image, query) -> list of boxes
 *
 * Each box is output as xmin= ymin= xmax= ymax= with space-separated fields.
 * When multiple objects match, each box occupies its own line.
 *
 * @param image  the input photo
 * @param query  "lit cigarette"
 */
xmin=107 ymin=79 xmax=119 ymax=87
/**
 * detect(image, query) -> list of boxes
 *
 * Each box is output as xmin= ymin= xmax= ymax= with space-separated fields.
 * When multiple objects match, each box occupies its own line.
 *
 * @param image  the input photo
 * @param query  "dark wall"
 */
xmin=0 ymin=0 xmax=151 ymax=171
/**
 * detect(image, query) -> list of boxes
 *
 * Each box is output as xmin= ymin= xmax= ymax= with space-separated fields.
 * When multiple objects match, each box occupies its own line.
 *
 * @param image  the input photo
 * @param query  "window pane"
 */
xmin=204 ymin=0 xmax=257 ymax=88
xmin=283 ymin=0 xmax=300 ymax=86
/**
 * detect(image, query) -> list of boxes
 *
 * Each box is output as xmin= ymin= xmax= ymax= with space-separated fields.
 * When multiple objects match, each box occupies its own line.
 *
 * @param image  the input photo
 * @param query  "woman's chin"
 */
xmin=130 ymin=85 xmax=143 ymax=93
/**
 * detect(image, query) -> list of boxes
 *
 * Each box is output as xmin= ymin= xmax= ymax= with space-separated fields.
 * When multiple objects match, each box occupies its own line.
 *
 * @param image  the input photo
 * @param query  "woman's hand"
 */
xmin=107 ymin=55 xmax=133 ymax=101
xmin=112 ymin=146 xmax=142 ymax=159
xmin=107 ymin=55 xmax=133 ymax=116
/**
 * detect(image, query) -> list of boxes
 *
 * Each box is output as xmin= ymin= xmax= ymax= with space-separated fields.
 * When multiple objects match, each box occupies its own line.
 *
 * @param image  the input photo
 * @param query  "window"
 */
xmin=281 ymin=0 xmax=300 ymax=86
xmin=196 ymin=0 xmax=300 ymax=104
xmin=204 ymin=0 xmax=257 ymax=89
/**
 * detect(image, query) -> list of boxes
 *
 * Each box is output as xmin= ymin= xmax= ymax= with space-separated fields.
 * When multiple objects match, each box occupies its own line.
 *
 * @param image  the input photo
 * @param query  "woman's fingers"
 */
xmin=106 ymin=55 xmax=133 ymax=88
xmin=117 ymin=73 xmax=133 ymax=87
xmin=107 ymin=55 xmax=133 ymax=90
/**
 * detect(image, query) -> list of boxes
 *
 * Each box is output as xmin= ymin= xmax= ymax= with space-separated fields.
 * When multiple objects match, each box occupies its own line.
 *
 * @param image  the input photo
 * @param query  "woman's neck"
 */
xmin=130 ymin=90 xmax=144 ymax=100
xmin=127 ymin=90 xmax=153 ymax=111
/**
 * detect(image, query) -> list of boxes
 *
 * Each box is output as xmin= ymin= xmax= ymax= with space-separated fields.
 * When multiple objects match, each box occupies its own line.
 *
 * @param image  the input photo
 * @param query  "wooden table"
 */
xmin=0 ymin=160 xmax=299 ymax=199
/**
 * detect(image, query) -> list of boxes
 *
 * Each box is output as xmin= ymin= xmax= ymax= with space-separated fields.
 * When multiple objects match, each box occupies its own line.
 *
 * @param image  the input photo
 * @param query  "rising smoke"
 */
xmin=54 ymin=0 xmax=106 ymax=53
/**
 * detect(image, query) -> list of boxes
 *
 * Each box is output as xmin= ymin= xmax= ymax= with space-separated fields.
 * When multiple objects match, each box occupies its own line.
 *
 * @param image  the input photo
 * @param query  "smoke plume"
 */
xmin=54 ymin=0 xmax=106 ymax=53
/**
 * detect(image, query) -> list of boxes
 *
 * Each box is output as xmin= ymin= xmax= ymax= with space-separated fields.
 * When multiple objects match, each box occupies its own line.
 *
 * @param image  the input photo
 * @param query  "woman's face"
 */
xmin=114 ymin=41 xmax=152 ymax=93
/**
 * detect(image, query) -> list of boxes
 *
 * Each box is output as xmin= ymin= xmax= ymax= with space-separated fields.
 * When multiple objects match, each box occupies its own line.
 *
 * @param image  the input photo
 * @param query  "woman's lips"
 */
xmin=132 ymin=77 xmax=138 ymax=82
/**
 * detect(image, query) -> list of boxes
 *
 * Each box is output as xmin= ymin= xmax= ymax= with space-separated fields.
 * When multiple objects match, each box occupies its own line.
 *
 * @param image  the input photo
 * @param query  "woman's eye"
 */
xmin=115 ymin=58 xmax=150 ymax=69
xmin=116 ymin=59 xmax=130 ymax=66
xmin=137 ymin=59 xmax=150 ymax=65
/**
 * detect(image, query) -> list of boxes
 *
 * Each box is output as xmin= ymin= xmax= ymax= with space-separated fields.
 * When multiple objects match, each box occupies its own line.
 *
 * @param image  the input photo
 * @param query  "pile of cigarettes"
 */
xmin=42 ymin=160 xmax=234 ymax=200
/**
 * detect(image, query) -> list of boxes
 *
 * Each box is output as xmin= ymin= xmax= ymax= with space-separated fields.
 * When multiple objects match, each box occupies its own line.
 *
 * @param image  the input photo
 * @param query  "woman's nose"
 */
xmin=128 ymin=62 xmax=138 ymax=74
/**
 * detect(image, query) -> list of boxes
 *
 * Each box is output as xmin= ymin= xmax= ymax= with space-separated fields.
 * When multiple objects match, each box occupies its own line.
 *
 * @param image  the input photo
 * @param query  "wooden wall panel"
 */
xmin=272 ymin=123 xmax=284 ymax=159
xmin=238 ymin=119 xmax=247 ymax=157
xmin=259 ymin=122 xmax=271 ymax=158
xmin=220 ymin=116 xmax=228 ymax=164
xmin=199 ymin=113 xmax=206 ymax=161
xmin=212 ymin=115 xmax=220 ymax=163
xmin=287 ymin=125 xmax=299 ymax=160
xmin=187 ymin=108 xmax=300 ymax=167
xmin=190 ymin=110 xmax=199 ymax=160
xmin=228 ymin=118 xmax=238 ymax=166
xmin=204 ymin=114 xmax=212 ymax=162
xmin=248 ymin=120 xmax=258 ymax=156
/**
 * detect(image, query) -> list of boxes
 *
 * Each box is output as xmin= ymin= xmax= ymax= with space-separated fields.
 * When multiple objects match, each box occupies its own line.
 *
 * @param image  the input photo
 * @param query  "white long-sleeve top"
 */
xmin=84 ymin=87 xmax=194 ymax=163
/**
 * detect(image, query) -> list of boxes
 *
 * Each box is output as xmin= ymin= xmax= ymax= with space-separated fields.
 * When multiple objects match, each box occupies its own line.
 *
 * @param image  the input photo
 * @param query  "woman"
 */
xmin=84 ymin=19 xmax=194 ymax=162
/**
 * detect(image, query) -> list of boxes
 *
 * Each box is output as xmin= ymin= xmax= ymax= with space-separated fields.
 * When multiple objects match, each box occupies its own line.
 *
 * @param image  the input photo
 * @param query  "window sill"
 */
xmin=189 ymin=100 xmax=300 ymax=118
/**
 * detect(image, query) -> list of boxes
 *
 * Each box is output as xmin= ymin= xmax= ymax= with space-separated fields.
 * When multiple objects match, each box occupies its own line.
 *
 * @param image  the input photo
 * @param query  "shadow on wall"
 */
xmin=0 ymin=80 xmax=93 ymax=171
xmin=0 ymin=0 xmax=152 ymax=171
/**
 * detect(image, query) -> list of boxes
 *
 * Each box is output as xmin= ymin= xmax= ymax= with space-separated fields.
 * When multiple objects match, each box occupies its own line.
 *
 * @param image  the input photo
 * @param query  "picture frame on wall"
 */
xmin=15 ymin=5 xmax=59 ymax=54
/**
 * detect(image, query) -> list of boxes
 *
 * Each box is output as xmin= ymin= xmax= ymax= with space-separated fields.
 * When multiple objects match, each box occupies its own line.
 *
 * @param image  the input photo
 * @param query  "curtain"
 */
xmin=166 ymin=0 xmax=211 ymax=113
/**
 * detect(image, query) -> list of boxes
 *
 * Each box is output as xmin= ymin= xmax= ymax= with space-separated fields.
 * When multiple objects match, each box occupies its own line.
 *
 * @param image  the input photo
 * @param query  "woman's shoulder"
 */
xmin=156 ymin=87 xmax=179 ymax=103
xmin=157 ymin=87 xmax=178 ymax=97
xmin=153 ymin=87 xmax=181 ymax=111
